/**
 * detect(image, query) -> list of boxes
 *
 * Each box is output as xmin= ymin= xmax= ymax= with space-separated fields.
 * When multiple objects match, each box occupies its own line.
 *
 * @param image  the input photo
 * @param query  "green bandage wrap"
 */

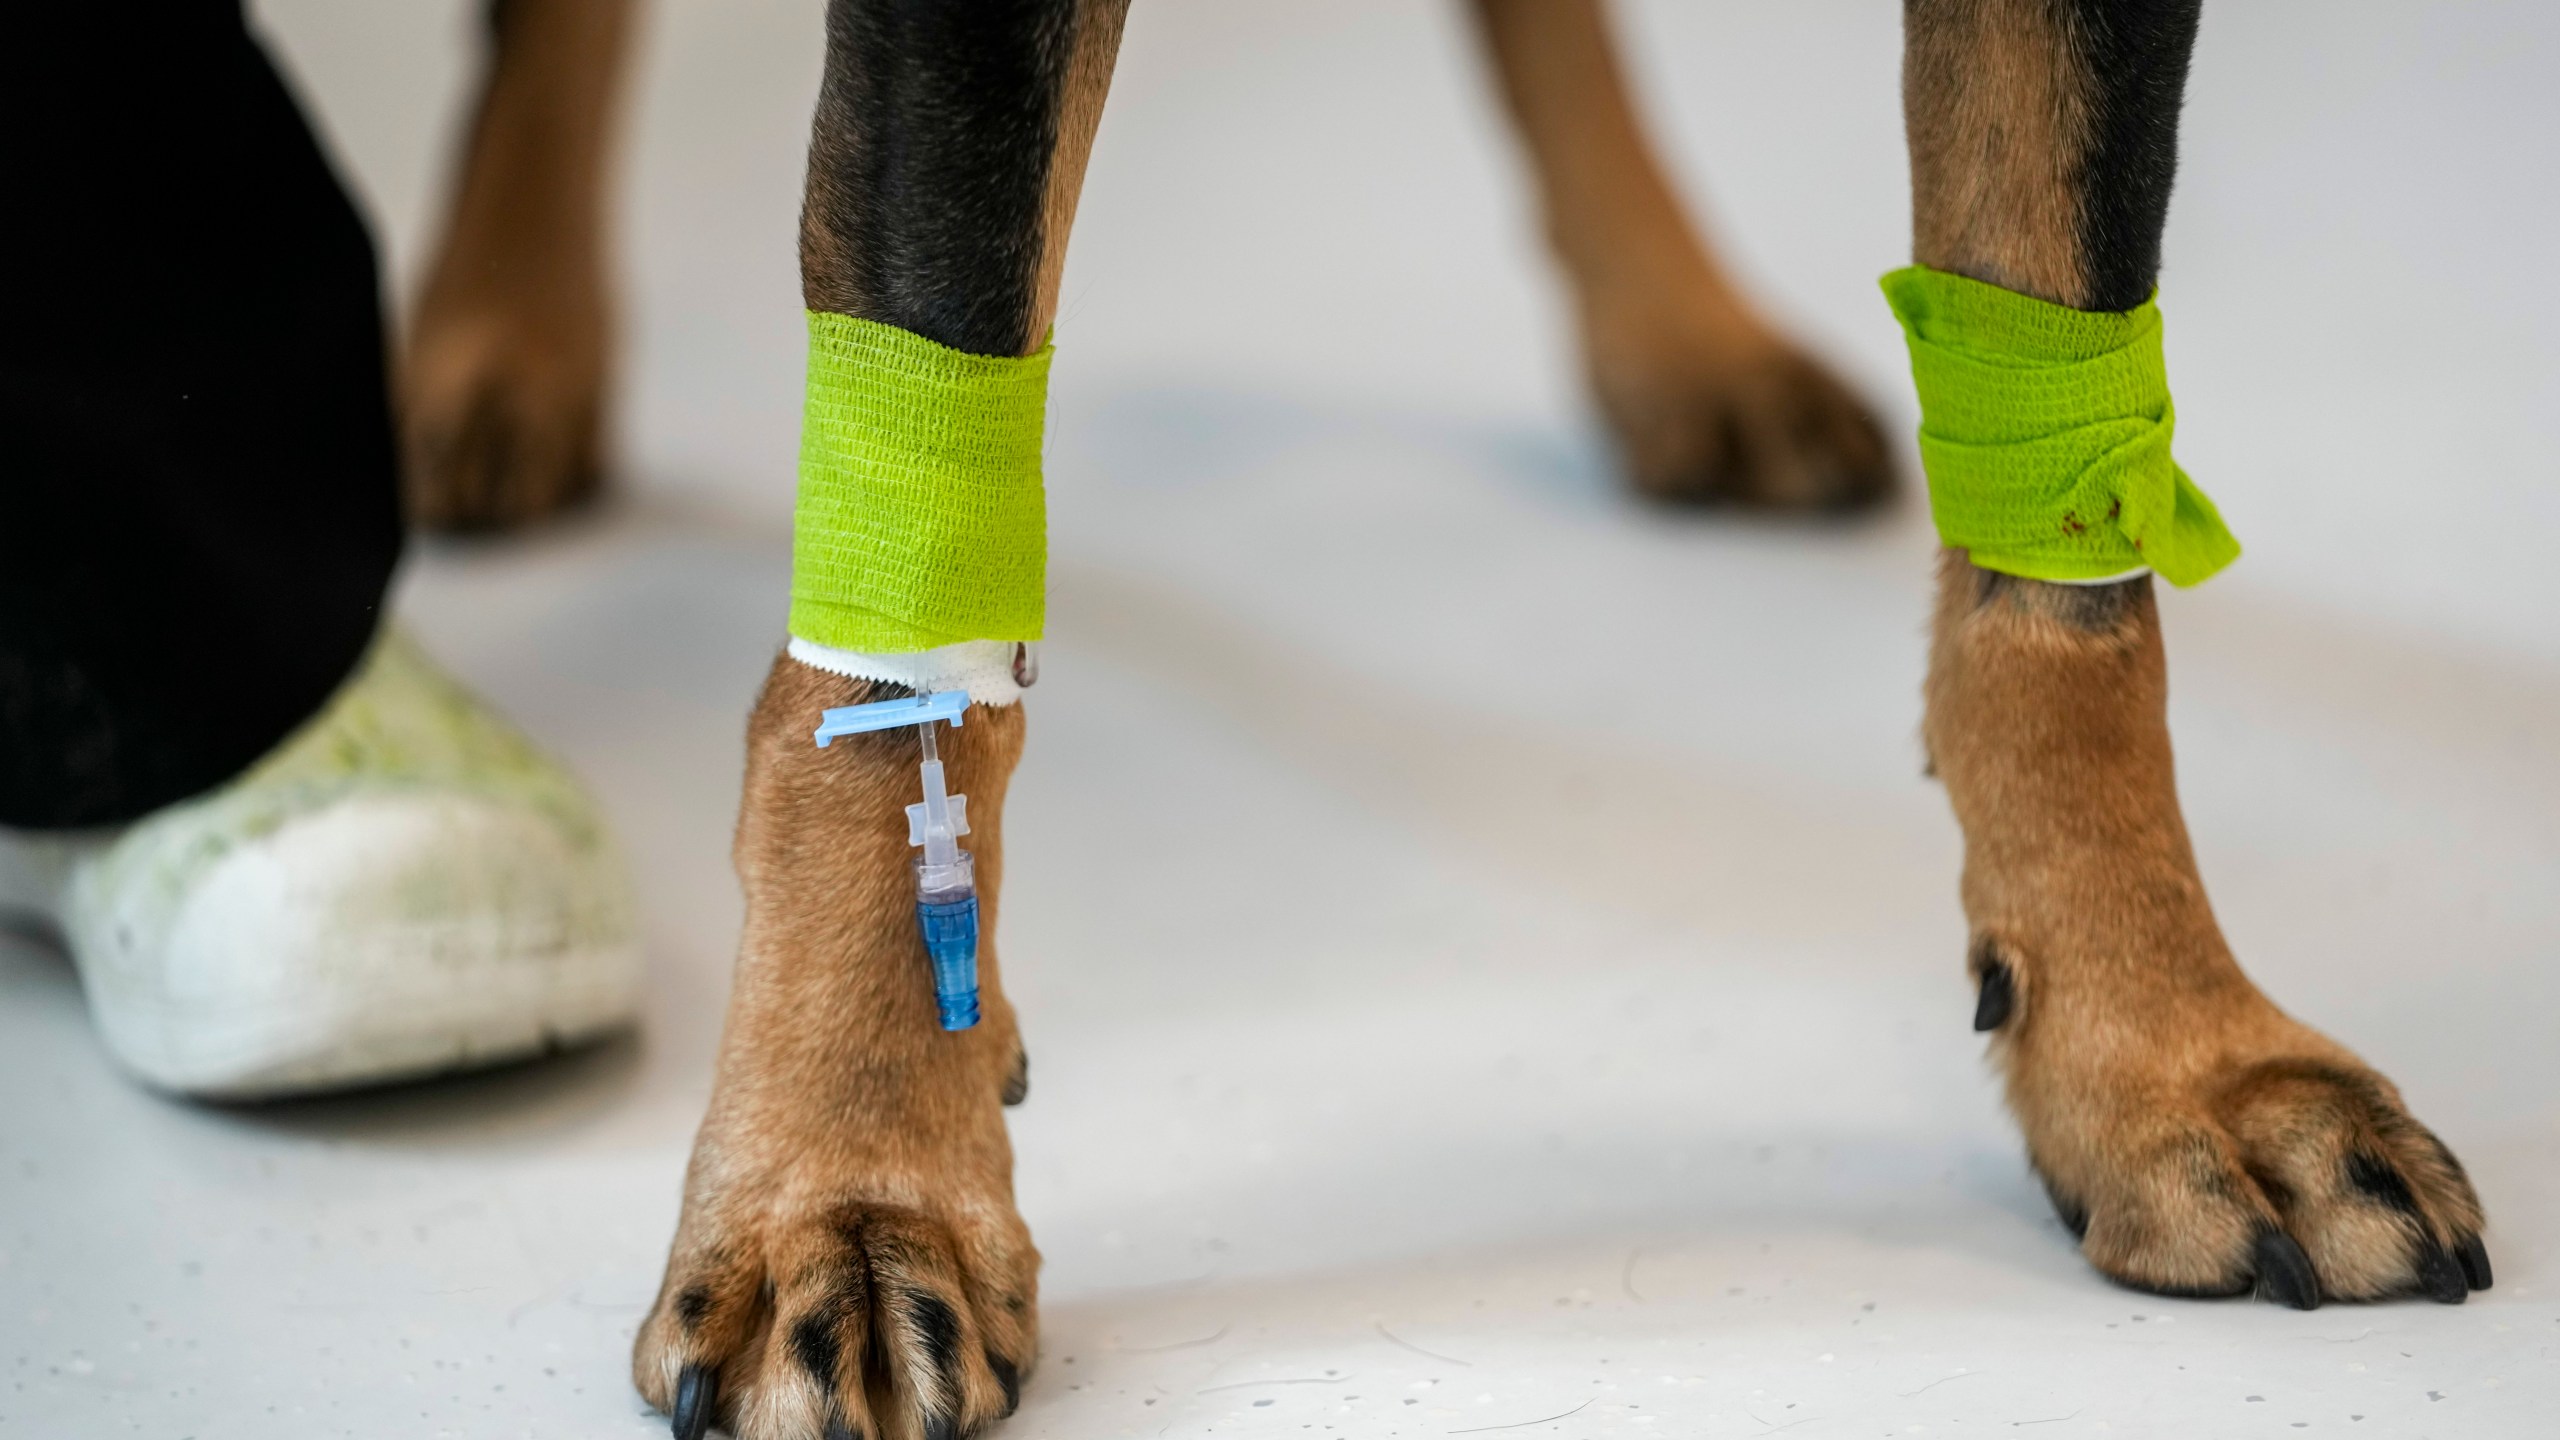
xmin=789 ymin=312 xmax=1052 ymax=652
xmin=1881 ymin=265 xmax=2239 ymax=586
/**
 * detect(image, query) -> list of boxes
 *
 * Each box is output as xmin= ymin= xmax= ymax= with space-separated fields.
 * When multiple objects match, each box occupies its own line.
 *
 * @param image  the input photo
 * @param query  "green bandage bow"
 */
xmin=1881 ymin=265 xmax=2239 ymax=586
xmin=790 ymin=312 xmax=1052 ymax=652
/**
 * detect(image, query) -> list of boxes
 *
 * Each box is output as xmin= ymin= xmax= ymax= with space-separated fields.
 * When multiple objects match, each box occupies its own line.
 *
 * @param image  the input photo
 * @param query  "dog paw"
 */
xmin=1929 ymin=566 xmax=2487 ymax=1310
xmin=636 ymin=1195 xmax=1034 ymax=1440
xmin=1585 ymin=321 xmax=1895 ymax=512
xmin=400 ymin=298 xmax=607 ymax=533
xmin=637 ymin=658 xmax=1037 ymax=1438
xmin=1977 ymin=939 xmax=2489 ymax=1308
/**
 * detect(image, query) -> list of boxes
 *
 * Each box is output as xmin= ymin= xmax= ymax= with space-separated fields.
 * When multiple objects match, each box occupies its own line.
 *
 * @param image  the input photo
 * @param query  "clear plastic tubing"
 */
xmin=908 ymin=719 xmax=980 ymax=1030
xmin=811 ymin=689 xmax=982 ymax=1031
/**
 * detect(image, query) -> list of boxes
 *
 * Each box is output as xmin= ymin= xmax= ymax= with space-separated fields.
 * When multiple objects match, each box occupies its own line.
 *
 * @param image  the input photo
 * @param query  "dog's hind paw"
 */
xmin=401 ymin=300 xmax=608 ymax=533
xmin=1584 ymin=316 xmax=1897 ymax=513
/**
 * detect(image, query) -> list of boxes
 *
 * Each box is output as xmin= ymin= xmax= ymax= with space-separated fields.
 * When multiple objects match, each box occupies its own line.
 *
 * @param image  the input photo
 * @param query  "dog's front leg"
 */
xmin=1904 ymin=0 xmax=2487 ymax=1306
xmin=633 ymin=4 xmax=1128 ymax=1437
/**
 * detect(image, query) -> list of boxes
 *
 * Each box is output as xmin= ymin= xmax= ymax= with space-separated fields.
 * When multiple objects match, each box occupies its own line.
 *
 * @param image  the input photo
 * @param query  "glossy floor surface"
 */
xmin=6 ymin=3 xmax=2557 ymax=1436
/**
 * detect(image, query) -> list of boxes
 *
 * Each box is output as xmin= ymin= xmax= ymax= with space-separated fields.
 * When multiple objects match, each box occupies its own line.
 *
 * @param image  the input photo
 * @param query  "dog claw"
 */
xmin=2414 ymin=1238 xmax=2469 ymax=1304
xmin=1971 ymin=952 xmax=2015 ymax=1032
xmin=2455 ymin=1233 xmax=2493 ymax=1291
xmin=673 ymin=1363 xmax=716 ymax=1440
xmin=2251 ymin=1228 xmax=2320 ymax=1311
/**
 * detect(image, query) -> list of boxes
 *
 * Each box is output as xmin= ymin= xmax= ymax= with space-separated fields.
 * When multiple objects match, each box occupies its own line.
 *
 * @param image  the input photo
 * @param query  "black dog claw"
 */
xmin=2455 ymin=1233 xmax=2493 ymax=1291
xmin=1972 ymin=951 xmax=2015 ymax=1032
xmin=2414 ymin=1238 xmax=2470 ymax=1304
xmin=2251 ymin=1228 xmax=2320 ymax=1311
xmin=673 ymin=1363 xmax=717 ymax=1440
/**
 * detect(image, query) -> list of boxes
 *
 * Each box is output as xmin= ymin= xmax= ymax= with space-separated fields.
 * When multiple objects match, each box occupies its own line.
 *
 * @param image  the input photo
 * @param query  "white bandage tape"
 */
xmin=786 ymin=637 xmax=1026 ymax=707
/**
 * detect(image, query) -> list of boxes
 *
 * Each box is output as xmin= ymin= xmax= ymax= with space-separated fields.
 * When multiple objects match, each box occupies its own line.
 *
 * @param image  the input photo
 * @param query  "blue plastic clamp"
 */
xmin=812 ymin=689 xmax=970 ymax=747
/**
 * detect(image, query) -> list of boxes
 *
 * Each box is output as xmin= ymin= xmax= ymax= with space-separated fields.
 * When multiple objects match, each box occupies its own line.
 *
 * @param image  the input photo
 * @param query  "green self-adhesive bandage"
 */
xmin=789 ymin=312 xmax=1052 ymax=653
xmin=1881 ymin=265 xmax=2239 ymax=586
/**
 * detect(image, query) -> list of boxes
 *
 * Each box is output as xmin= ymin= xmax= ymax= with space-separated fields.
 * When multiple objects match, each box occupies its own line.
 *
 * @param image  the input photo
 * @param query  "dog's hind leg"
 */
xmin=1465 ymin=0 xmax=1895 ymax=510
xmin=632 ymin=4 xmax=1128 ymax=1437
xmin=404 ymin=0 xmax=636 ymax=532
xmin=1905 ymin=0 xmax=2487 ymax=1307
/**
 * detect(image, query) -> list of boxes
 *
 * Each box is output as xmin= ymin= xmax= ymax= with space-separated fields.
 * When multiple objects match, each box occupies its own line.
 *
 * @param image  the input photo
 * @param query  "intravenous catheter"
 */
xmin=812 ymin=690 xmax=981 ymax=1031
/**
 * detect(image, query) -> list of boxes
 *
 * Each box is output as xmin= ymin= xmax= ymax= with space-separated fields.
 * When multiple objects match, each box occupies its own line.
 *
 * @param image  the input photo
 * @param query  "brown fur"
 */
xmin=633 ymin=8 xmax=1130 ymax=1432
xmin=402 ymin=0 xmax=635 ymax=531
xmin=1467 ymin=0 xmax=1892 ymax=509
xmin=1902 ymin=0 xmax=2089 ymax=305
xmin=408 ymin=0 xmax=1890 ymax=523
xmin=1927 ymin=558 xmax=2482 ymax=1300
xmin=1032 ymin=0 xmax=1133 ymax=347
xmin=360 ymin=2 xmax=2509 ymax=1431
xmin=633 ymin=659 xmax=1035 ymax=1439
xmin=1905 ymin=0 xmax=2483 ymax=1304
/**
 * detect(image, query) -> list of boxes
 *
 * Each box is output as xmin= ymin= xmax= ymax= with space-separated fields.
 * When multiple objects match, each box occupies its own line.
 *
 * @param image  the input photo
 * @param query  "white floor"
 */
xmin=7 ymin=3 xmax=2559 ymax=1437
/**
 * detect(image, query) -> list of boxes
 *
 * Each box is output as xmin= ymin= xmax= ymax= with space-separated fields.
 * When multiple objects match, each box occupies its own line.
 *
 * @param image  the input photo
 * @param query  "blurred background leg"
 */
xmin=402 ymin=0 xmax=636 ymax=532
xmin=1466 ymin=0 xmax=1893 ymax=510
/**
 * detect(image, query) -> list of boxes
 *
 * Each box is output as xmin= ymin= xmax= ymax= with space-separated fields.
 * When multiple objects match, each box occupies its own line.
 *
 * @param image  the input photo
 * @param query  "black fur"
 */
xmin=792 ymin=1310 xmax=844 ymax=1388
xmin=2 ymin=8 xmax=400 ymax=828
xmin=905 ymin=1290 xmax=967 ymax=1409
xmin=674 ymin=1285 xmax=713 ymax=1329
xmin=2059 ymin=0 xmax=2202 ymax=311
xmin=2344 ymin=1150 xmax=2424 ymax=1217
xmin=803 ymin=0 xmax=1081 ymax=355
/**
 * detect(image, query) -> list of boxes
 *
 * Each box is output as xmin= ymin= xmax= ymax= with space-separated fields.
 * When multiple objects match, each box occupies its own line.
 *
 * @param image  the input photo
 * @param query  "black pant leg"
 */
xmin=0 ymin=2 xmax=404 ymax=829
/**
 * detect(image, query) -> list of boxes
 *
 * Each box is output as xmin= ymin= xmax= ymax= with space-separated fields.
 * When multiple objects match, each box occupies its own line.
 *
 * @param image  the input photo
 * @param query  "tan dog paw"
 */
xmin=637 ymin=659 xmax=1036 ymax=1437
xmin=1975 ymin=935 xmax=2487 ymax=1306
xmin=636 ymin=1200 xmax=1032 ymax=1440
xmin=1929 ymin=559 xmax=2487 ymax=1308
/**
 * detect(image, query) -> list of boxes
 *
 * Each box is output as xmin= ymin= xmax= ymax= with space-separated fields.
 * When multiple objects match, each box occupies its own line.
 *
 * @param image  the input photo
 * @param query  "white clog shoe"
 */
xmin=0 ymin=627 xmax=641 ymax=1098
